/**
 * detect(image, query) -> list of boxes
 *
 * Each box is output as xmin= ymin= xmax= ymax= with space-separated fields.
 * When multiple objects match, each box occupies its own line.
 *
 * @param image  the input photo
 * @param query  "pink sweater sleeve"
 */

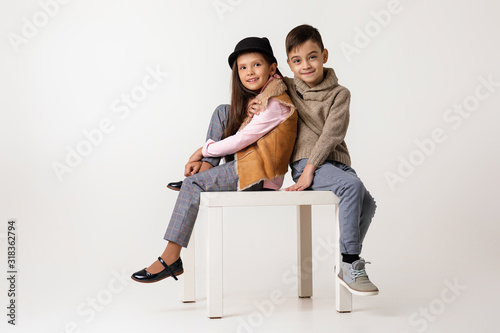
xmin=202 ymin=99 xmax=291 ymax=157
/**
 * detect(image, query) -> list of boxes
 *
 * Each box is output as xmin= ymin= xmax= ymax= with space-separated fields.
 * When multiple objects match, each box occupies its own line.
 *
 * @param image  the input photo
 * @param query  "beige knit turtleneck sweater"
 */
xmin=284 ymin=67 xmax=351 ymax=167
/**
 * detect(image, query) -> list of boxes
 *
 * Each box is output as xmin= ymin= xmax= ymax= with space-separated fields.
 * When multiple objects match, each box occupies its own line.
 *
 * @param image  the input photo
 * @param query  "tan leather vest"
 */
xmin=235 ymin=87 xmax=297 ymax=191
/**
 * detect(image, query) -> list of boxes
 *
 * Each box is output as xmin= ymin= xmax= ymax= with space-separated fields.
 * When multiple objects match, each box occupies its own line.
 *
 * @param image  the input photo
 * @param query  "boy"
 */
xmin=282 ymin=24 xmax=378 ymax=296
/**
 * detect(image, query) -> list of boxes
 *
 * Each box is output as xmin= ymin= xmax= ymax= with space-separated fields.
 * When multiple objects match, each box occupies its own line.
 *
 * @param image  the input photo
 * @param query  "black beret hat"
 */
xmin=228 ymin=37 xmax=277 ymax=68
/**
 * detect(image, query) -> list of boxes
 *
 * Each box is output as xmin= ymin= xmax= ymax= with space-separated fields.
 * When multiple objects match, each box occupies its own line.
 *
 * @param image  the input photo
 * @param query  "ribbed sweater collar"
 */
xmin=293 ymin=67 xmax=339 ymax=97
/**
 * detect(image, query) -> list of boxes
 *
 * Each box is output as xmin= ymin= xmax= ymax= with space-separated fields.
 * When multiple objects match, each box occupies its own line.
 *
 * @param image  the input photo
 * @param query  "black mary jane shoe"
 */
xmin=167 ymin=181 xmax=183 ymax=191
xmin=131 ymin=257 xmax=183 ymax=283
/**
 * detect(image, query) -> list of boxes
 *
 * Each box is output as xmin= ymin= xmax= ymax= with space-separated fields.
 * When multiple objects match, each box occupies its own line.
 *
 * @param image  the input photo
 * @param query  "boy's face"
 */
xmin=287 ymin=40 xmax=328 ymax=88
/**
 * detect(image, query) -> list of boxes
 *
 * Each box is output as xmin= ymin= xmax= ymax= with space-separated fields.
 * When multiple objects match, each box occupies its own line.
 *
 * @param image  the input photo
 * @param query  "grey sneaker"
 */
xmin=337 ymin=258 xmax=379 ymax=296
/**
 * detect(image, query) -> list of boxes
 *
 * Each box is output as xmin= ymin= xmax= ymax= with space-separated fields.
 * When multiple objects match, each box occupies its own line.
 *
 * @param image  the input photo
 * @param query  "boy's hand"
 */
xmin=247 ymin=99 xmax=262 ymax=118
xmin=185 ymin=161 xmax=202 ymax=177
xmin=286 ymin=164 xmax=317 ymax=191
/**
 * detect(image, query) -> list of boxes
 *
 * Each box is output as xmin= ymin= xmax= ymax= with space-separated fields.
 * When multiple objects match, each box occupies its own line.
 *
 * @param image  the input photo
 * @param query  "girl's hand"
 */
xmin=188 ymin=147 xmax=203 ymax=163
xmin=286 ymin=164 xmax=317 ymax=191
xmin=184 ymin=161 xmax=213 ymax=177
xmin=185 ymin=161 xmax=202 ymax=177
xmin=247 ymin=99 xmax=262 ymax=118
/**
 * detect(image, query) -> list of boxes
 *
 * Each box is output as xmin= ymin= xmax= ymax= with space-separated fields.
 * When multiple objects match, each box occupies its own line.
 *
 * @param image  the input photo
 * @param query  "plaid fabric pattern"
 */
xmin=201 ymin=104 xmax=230 ymax=167
xmin=164 ymin=160 xmax=238 ymax=247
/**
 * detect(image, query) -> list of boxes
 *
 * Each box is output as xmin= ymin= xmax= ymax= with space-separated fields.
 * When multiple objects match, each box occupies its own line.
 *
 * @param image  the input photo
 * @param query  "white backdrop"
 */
xmin=1 ymin=1 xmax=499 ymax=332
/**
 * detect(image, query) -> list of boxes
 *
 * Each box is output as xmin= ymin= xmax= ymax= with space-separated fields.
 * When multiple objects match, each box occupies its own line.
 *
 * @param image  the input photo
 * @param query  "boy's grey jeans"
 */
xmin=290 ymin=159 xmax=376 ymax=255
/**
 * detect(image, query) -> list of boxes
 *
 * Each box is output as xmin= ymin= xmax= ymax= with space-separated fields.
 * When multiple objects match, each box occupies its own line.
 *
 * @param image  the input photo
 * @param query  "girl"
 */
xmin=131 ymin=37 xmax=297 ymax=283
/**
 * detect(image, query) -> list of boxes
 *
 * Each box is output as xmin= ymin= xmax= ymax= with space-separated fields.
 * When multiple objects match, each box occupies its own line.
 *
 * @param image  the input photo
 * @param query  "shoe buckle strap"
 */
xmin=158 ymin=257 xmax=178 ymax=281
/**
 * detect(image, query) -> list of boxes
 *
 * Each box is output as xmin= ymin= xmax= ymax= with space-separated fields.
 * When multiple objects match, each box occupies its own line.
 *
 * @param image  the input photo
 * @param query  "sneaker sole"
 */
xmin=337 ymin=274 xmax=379 ymax=296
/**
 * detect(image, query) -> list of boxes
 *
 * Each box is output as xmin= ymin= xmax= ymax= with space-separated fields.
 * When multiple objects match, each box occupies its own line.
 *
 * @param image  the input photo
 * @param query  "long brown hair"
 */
xmin=223 ymin=52 xmax=282 ymax=161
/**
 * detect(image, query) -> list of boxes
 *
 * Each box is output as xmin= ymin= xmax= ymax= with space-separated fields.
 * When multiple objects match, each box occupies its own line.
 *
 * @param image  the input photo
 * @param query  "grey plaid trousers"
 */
xmin=164 ymin=105 xmax=233 ymax=247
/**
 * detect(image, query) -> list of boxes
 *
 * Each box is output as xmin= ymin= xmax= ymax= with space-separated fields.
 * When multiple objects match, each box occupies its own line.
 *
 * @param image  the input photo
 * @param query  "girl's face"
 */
xmin=236 ymin=52 xmax=277 ymax=91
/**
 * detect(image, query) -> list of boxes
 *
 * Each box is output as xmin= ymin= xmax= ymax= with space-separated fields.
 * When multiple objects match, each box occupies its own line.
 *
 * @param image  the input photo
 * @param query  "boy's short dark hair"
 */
xmin=286 ymin=24 xmax=324 ymax=55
